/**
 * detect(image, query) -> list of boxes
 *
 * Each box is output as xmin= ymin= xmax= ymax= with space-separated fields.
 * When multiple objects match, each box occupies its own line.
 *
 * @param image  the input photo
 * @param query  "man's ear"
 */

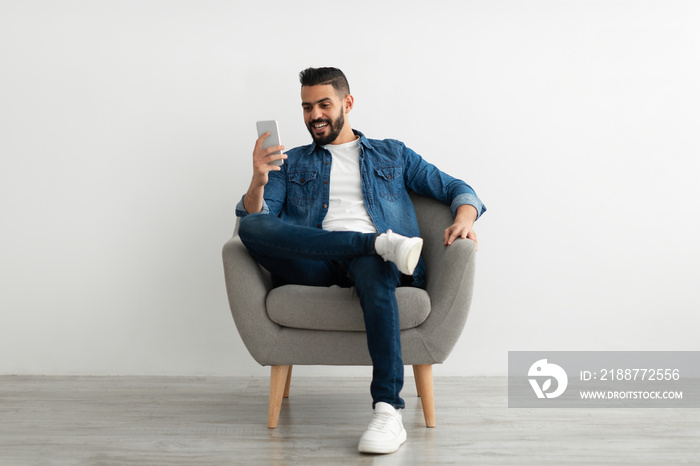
xmin=344 ymin=94 xmax=354 ymax=113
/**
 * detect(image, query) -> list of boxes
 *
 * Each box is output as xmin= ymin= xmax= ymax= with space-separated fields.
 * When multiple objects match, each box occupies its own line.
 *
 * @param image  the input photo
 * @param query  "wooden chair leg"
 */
xmin=412 ymin=365 xmax=422 ymax=397
xmin=413 ymin=364 xmax=436 ymax=428
xmin=283 ymin=365 xmax=293 ymax=398
xmin=268 ymin=365 xmax=290 ymax=429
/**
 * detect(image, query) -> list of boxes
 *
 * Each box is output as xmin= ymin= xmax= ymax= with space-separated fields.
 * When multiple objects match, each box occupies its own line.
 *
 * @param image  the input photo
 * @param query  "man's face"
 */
xmin=301 ymin=84 xmax=347 ymax=145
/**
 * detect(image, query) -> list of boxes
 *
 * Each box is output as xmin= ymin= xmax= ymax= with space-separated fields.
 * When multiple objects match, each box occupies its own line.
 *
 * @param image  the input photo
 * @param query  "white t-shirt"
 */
xmin=322 ymin=138 xmax=377 ymax=233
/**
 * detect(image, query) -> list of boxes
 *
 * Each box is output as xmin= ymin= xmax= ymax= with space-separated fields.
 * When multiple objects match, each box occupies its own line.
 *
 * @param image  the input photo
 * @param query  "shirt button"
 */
xmin=323 ymin=204 xmax=328 ymax=209
xmin=300 ymin=178 xmax=305 ymax=183
xmin=324 ymin=180 xmax=328 ymax=184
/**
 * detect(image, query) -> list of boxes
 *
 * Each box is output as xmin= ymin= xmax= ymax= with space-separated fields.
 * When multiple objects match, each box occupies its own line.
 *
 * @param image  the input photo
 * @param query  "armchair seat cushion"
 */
xmin=266 ymin=284 xmax=431 ymax=332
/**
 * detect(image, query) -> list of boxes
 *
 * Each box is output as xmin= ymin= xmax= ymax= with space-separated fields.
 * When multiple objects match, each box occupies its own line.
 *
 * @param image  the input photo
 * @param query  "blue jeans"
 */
xmin=238 ymin=213 xmax=406 ymax=409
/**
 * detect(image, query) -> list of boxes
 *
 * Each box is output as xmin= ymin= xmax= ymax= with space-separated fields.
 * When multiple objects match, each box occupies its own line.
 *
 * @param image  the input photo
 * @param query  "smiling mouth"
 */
xmin=311 ymin=121 xmax=329 ymax=133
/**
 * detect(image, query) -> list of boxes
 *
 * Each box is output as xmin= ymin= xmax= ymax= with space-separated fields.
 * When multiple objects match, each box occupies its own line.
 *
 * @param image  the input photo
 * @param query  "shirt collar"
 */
xmin=306 ymin=129 xmax=373 ymax=155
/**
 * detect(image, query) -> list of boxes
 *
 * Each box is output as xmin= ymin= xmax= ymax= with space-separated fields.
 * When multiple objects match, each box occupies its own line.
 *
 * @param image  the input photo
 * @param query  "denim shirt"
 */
xmin=236 ymin=130 xmax=486 ymax=287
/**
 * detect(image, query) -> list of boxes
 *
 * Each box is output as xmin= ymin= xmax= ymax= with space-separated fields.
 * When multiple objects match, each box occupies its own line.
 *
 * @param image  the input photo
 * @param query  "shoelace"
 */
xmin=367 ymin=411 xmax=395 ymax=432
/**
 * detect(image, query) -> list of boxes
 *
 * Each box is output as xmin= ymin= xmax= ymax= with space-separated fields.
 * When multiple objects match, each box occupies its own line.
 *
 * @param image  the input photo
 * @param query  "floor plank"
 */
xmin=1 ymin=376 xmax=698 ymax=465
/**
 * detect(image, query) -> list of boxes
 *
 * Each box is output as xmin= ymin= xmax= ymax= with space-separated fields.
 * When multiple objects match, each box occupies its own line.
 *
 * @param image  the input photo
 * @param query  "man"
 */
xmin=236 ymin=67 xmax=485 ymax=454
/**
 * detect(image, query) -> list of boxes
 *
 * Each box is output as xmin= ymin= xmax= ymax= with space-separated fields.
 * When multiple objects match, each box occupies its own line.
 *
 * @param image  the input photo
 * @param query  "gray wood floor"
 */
xmin=1 ymin=375 xmax=698 ymax=465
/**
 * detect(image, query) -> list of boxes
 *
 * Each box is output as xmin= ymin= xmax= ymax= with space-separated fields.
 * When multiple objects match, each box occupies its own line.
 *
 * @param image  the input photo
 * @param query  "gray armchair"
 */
xmin=222 ymin=193 xmax=477 ymax=428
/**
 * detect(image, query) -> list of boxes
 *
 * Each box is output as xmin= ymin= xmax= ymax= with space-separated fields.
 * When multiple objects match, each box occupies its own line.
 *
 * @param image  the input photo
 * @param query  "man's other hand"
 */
xmin=443 ymin=204 xmax=479 ymax=250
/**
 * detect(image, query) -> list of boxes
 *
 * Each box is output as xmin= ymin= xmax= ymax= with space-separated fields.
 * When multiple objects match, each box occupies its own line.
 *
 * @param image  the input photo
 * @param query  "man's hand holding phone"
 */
xmin=252 ymin=131 xmax=286 ymax=185
xmin=244 ymin=121 xmax=287 ymax=214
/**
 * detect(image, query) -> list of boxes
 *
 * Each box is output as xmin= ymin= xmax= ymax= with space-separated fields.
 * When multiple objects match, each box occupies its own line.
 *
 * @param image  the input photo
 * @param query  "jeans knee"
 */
xmin=238 ymin=214 xmax=269 ymax=242
xmin=351 ymin=256 xmax=400 ymax=290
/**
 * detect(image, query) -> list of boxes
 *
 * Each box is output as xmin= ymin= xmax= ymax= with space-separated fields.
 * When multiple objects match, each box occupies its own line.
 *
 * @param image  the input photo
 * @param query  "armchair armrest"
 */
xmin=408 ymin=192 xmax=477 ymax=362
xmin=418 ymin=237 xmax=477 ymax=362
xmin=222 ymin=235 xmax=281 ymax=365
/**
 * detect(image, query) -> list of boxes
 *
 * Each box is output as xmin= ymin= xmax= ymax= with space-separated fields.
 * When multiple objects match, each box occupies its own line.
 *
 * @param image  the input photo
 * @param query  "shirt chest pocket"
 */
xmin=288 ymin=171 xmax=318 ymax=207
xmin=374 ymin=166 xmax=403 ymax=201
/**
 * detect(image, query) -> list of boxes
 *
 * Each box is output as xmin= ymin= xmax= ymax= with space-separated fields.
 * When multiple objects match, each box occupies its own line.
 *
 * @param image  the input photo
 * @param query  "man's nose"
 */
xmin=311 ymin=107 xmax=323 ymax=120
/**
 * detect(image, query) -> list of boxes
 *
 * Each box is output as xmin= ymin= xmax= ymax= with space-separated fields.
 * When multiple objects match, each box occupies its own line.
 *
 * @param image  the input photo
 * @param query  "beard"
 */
xmin=307 ymin=111 xmax=345 ymax=146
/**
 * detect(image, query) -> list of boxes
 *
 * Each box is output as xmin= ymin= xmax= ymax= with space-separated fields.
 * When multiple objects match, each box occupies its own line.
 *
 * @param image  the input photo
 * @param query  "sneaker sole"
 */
xmin=358 ymin=429 xmax=407 ymax=454
xmin=400 ymin=238 xmax=423 ymax=275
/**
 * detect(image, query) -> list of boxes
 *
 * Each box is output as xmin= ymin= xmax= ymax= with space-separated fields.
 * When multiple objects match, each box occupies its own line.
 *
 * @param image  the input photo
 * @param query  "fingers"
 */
xmin=253 ymin=135 xmax=286 ymax=167
xmin=254 ymin=132 xmax=285 ymax=158
xmin=264 ymin=147 xmax=287 ymax=165
xmin=444 ymin=226 xmax=479 ymax=250
xmin=250 ymin=135 xmax=286 ymax=188
xmin=254 ymin=131 xmax=269 ymax=151
xmin=444 ymin=227 xmax=461 ymax=247
xmin=467 ymin=230 xmax=479 ymax=251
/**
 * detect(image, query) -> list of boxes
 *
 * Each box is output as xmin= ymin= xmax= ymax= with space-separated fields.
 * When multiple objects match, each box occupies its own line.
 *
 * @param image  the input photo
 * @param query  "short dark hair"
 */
xmin=299 ymin=67 xmax=350 ymax=97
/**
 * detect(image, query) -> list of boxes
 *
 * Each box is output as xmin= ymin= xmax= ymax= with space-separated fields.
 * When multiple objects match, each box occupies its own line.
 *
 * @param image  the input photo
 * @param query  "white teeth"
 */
xmin=314 ymin=123 xmax=327 ymax=129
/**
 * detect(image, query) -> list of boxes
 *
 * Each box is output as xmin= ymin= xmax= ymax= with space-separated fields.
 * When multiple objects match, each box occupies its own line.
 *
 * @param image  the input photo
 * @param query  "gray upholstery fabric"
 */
xmin=267 ymin=285 xmax=431 ymax=331
xmin=222 ymin=192 xmax=476 ymax=366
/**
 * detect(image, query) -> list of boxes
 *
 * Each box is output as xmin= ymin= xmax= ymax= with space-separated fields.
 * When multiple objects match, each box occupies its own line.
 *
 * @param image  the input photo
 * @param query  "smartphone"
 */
xmin=256 ymin=120 xmax=284 ymax=166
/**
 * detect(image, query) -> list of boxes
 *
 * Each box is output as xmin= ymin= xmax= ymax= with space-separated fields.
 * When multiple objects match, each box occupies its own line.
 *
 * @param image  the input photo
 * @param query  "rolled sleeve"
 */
xmin=235 ymin=195 xmax=271 ymax=218
xmin=450 ymin=192 xmax=486 ymax=220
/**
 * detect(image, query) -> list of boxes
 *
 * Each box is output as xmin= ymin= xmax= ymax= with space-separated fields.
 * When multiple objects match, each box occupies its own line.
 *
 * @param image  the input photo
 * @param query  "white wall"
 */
xmin=1 ymin=1 xmax=698 ymax=377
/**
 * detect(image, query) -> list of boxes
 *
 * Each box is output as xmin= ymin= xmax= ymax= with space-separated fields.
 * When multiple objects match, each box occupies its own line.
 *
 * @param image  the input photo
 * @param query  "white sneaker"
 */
xmin=358 ymin=402 xmax=407 ymax=454
xmin=374 ymin=230 xmax=423 ymax=276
